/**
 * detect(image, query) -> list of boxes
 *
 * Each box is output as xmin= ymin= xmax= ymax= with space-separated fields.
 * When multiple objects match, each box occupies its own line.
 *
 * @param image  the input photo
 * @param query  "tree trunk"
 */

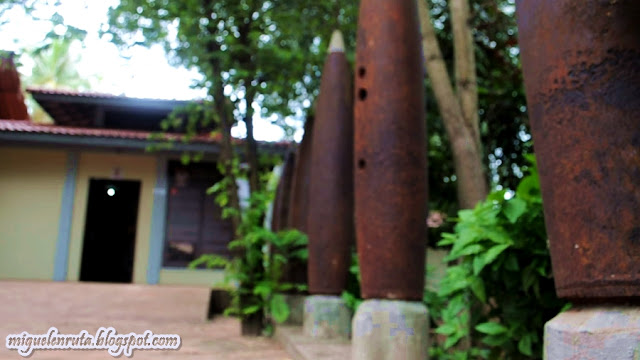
xmin=240 ymin=313 xmax=264 ymax=336
xmin=418 ymin=0 xmax=488 ymax=209
xmin=451 ymin=0 xmax=480 ymax=149
xmin=219 ymin=102 xmax=242 ymax=232
xmin=418 ymin=1 xmax=489 ymax=353
xmin=243 ymin=86 xmax=260 ymax=194
xmin=210 ymin=71 xmax=241 ymax=233
xmin=239 ymin=292 xmax=265 ymax=336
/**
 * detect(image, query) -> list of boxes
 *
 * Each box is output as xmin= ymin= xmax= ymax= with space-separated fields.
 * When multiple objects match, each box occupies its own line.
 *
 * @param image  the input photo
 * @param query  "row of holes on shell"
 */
xmin=358 ymin=66 xmax=366 ymax=169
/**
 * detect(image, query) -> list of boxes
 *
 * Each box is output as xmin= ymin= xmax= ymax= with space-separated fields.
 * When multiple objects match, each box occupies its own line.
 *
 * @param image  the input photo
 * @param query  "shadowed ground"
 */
xmin=0 ymin=280 xmax=292 ymax=360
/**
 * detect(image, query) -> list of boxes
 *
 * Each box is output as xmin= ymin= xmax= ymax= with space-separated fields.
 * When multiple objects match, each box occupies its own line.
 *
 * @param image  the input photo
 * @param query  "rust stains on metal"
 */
xmin=287 ymin=115 xmax=314 ymax=233
xmin=281 ymin=116 xmax=314 ymax=292
xmin=0 ymin=52 xmax=29 ymax=120
xmin=307 ymin=30 xmax=354 ymax=295
xmin=517 ymin=0 xmax=640 ymax=300
xmin=354 ymin=0 xmax=428 ymax=301
xmin=271 ymin=150 xmax=296 ymax=232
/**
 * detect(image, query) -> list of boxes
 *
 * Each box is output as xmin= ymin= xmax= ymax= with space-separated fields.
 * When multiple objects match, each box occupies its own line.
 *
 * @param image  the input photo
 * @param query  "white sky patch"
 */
xmin=0 ymin=1 xmax=299 ymax=142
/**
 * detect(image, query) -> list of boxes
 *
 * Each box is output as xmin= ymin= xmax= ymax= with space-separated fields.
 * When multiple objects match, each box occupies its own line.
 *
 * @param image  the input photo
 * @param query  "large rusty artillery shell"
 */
xmin=354 ymin=0 xmax=428 ymax=301
xmin=272 ymin=149 xmax=305 ymax=292
xmin=271 ymin=150 xmax=296 ymax=232
xmin=517 ymin=0 xmax=640 ymax=300
xmin=281 ymin=115 xmax=314 ymax=289
xmin=307 ymin=31 xmax=354 ymax=295
xmin=287 ymin=115 xmax=315 ymax=233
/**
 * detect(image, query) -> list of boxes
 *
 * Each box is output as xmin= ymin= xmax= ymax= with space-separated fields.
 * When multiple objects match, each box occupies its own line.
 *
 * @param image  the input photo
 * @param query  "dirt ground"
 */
xmin=0 ymin=280 xmax=292 ymax=360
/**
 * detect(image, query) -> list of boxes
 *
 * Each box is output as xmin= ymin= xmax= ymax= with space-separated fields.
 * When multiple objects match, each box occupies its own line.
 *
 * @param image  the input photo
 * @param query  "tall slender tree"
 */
xmin=419 ymin=0 xmax=488 ymax=209
xmin=104 ymin=0 xmax=358 ymax=231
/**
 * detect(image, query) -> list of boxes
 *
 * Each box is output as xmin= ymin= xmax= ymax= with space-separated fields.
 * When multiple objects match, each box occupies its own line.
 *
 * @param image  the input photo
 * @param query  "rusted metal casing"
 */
xmin=271 ymin=150 xmax=296 ymax=232
xmin=307 ymin=31 xmax=354 ymax=295
xmin=287 ymin=115 xmax=315 ymax=233
xmin=354 ymin=0 xmax=428 ymax=301
xmin=517 ymin=0 xmax=640 ymax=300
xmin=281 ymin=115 xmax=314 ymax=289
xmin=0 ymin=53 xmax=29 ymax=120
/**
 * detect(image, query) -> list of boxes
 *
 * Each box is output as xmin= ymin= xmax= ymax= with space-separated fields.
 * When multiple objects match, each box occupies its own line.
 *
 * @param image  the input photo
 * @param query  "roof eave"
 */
xmin=0 ymin=131 xmax=289 ymax=156
xmin=0 ymin=131 xmax=220 ymax=154
xmin=28 ymin=90 xmax=193 ymax=112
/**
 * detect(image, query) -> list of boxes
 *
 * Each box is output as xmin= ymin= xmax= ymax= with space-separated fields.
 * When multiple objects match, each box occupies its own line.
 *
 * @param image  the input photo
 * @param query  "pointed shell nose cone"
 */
xmin=307 ymin=28 xmax=353 ymax=295
xmin=328 ymin=30 xmax=345 ymax=53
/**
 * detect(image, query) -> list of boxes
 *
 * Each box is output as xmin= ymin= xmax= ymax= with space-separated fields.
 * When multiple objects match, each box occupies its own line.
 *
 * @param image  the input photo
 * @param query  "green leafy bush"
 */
xmin=192 ymin=180 xmax=308 ymax=334
xmin=190 ymin=224 xmax=308 ymax=329
xmin=341 ymin=252 xmax=362 ymax=312
xmin=427 ymin=155 xmax=569 ymax=359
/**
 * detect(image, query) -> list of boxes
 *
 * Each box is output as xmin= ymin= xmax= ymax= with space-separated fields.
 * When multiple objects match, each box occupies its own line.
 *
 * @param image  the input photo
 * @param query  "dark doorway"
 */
xmin=80 ymin=179 xmax=141 ymax=283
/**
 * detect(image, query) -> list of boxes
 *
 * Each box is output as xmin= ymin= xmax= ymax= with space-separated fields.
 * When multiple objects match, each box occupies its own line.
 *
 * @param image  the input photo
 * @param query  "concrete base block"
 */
xmin=283 ymin=294 xmax=305 ymax=325
xmin=352 ymin=299 xmax=429 ymax=360
xmin=545 ymin=306 xmax=640 ymax=360
xmin=303 ymin=295 xmax=352 ymax=339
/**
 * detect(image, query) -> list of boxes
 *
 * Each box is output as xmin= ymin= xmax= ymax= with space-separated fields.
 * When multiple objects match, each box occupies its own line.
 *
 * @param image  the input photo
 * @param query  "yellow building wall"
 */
xmin=0 ymin=147 xmax=226 ymax=286
xmin=158 ymin=268 xmax=225 ymax=287
xmin=67 ymin=152 xmax=156 ymax=284
xmin=0 ymin=147 xmax=67 ymax=280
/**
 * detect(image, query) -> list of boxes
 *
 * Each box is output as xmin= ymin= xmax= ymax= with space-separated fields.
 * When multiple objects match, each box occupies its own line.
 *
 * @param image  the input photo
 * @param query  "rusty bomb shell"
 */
xmin=517 ymin=0 xmax=640 ymax=300
xmin=307 ymin=30 xmax=355 ymax=295
xmin=271 ymin=149 xmax=296 ymax=232
xmin=281 ymin=116 xmax=314 ymax=290
xmin=354 ymin=0 xmax=428 ymax=301
xmin=287 ymin=115 xmax=315 ymax=233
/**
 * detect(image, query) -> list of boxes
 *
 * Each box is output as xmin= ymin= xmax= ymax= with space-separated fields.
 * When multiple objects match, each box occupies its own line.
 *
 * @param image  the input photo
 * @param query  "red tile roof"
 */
xmin=27 ymin=87 xmax=198 ymax=104
xmin=0 ymin=119 xmax=291 ymax=149
xmin=26 ymin=87 xmax=205 ymax=129
xmin=27 ymin=87 xmax=119 ymax=99
xmin=0 ymin=119 xmax=222 ymax=143
xmin=3 ymin=87 xmax=291 ymax=150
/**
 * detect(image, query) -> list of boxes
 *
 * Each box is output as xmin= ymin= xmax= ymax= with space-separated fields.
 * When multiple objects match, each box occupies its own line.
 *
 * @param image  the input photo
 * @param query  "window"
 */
xmin=163 ymin=161 xmax=233 ymax=268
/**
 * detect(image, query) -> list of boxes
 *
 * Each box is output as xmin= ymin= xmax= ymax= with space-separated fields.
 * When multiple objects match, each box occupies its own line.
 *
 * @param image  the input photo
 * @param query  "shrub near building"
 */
xmin=426 ymin=155 xmax=569 ymax=360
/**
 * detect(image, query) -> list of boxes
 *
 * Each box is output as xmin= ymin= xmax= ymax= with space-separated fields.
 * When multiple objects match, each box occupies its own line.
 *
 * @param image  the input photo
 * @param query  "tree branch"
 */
xmin=243 ymin=84 xmax=259 ymax=193
xmin=450 ymin=0 xmax=480 ymax=149
xmin=207 ymin=37 xmax=241 ymax=233
xmin=418 ymin=0 xmax=467 ymax=141
xmin=418 ymin=0 xmax=488 ymax=209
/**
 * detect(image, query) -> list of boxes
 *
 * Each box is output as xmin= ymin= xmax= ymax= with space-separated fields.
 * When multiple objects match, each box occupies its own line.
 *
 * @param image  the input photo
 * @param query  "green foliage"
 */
xmin=190 ymin=226 xmax=308 ymax=326
xmin=7 ymin=6 xmax=93 ymax=124
xmin=425 ymin=155 xmax=569 ymax=359
xmin=304 ymin=156 xmax=563 ymax=358
xmin=21 ymin=36 xmax=91 ymax=124
xmin=0 ymin=0 xmax=37 ymax=28
xmin=425 ymin=0 xmax=531 ymax=229
xmin=27 ymin=38 xmax=89 ymax=90
xmin=103 ymin=0 xmax=358 ymax=132
xmin=340 ymin=252 xmax=362 ymax=313
xmin=190 ymin=188 xmax=308 ymax=330
xmin=191 ymin=155 xmax=307 ymax=334
xmin=146 ymin=100 xmax=223 ymax=154
xmin=103 ymin=0 xmax=532 ymax=235
xmin=149 ymin=74 xmax=297 ymax=334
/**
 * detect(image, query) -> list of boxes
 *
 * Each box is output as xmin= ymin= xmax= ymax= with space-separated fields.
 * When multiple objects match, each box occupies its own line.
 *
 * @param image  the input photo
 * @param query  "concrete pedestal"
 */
xmin=352 ymin=299 xmax=429 ymax=360
xmin=303 ymin=295 xmax=352 ymax=339
xmin=283 ymin=294 xmax=305 ymax=325
xmin=545 ymin=306 xmax=640 ymax=360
